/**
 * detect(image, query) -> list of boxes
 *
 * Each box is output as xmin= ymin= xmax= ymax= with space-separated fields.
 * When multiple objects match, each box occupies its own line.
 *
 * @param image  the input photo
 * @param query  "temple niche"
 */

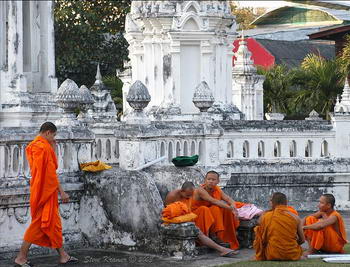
xmin=0 ymin=1 xmax=58 ymax=127
xmin=123 ymin=1 xmax=239 ymax=120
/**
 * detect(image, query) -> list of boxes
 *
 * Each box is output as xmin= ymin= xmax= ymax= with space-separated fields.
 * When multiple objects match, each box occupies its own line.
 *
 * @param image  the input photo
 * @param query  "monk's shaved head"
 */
xmin=322 ymin=194 xmax=335 ymax=208
xmin=181 ymin=181 xmax=195 ymax=191
xmin=271 ymin=192 xmax=287 ymax=206
xmin=39 ymin=122 xmax=57 ymax=133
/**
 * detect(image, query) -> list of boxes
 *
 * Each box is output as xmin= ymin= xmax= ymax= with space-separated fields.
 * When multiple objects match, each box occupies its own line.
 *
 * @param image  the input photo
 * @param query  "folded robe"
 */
xmin=304 ymin=210 xmax=347 ymax=253
xmin=80 ymin=160 xmax=112 ymax=172
xmin=254 ymin=205 xmax=303 ymax=261
xmin=23 ymin=136 xmax=63 ymax=248
xmin=191 ymin=185 xmax=240 ymax=250
xmin=162 ymin=201 xmax=197 ymax=224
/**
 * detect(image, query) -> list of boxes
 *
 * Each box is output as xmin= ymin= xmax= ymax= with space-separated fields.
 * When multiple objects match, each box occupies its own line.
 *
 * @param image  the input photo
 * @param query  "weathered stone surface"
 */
xmin=161 ymin=223 xmax=199 ymax=259
xmin=222 ymin=158 xmax=350 ymax=210
xmin=237 ymin=218 xmax=258 ymax=249
xmin=82 ymin=169 xmax=164 ymax=252
xmin=219 ymin=119 xmax=332 ymax=131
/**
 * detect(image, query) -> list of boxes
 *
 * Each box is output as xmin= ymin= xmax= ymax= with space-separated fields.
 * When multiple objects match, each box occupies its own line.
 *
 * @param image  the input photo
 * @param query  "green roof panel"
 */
xmin=254 ymin=7 xmax=338 ymax=26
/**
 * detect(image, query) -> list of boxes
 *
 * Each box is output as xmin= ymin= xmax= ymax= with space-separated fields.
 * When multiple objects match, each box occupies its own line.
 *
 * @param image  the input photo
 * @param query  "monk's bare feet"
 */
xmin=58 ymin=249 xmax=70 ymax=264
xmin=220 ymin=248 xmax=239 ymax=256
xmin=302 ymin=249 xmax=314 ymax=258
xmin=14 ymin=257 xmax=32 ymax=266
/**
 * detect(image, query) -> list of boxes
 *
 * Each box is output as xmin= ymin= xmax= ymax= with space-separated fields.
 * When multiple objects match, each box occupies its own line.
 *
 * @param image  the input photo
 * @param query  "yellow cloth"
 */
xmin=162 ymin=201 xmax=197 ymax=224
xmin=80 ymin=160 xmax=112 ymax=172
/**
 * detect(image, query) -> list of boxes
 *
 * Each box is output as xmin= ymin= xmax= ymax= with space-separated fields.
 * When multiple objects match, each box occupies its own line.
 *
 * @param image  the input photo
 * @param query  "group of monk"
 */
xmin=13 ymin=122 xmax=348 ymax=266
xmin=163 ymin=171 xmax=348 ymax=261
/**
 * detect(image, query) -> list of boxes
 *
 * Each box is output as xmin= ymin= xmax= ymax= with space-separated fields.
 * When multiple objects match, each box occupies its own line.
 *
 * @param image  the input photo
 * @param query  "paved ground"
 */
xmin=2 ymin=211 xmax=350 ymax=267
xmin=0 ymin=248 xmax=254 ymax=267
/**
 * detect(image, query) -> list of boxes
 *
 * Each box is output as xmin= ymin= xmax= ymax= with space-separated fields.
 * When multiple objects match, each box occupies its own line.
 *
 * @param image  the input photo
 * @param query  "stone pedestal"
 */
xmin=265 ymin=113 xmax=285 ymax=120
xmin=237 ymin=218 xmax=258 ymax=249
xmin=161 ymin=222 xmax=199 ymax=260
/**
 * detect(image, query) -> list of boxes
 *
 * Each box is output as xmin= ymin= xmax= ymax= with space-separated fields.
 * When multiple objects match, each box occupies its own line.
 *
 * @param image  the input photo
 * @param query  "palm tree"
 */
xmin=257 ymin=65 xmax=294 ymax=114
xmin=291 ymin=54 xmax=344 ymax=119
xmin=339 ymin=34 xmax=350 ymax=79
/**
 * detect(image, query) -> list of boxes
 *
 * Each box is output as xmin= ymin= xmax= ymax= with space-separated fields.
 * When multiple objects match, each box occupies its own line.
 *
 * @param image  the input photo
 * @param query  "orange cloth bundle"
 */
xmin=162 ymin=201 xmax=197 ymax=224
xmin=80 ymin=160 xmax=112 ymax=172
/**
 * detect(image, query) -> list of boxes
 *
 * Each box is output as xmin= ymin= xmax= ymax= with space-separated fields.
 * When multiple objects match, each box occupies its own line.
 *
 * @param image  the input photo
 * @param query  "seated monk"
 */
xmin=303 ymin=194 xmax=347 ymax=256
xmin=253 ymin=192 xmax=305 ymax=261
xmin=164 ymin=181 xmax=238 ymax=257
xmin=191 ymin=171 xmax=240 ymax=250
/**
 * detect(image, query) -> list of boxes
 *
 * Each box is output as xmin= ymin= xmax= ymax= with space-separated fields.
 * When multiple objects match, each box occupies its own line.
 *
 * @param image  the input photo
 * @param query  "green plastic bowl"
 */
xmin=172 ymin=155 xmax=199 ymax=167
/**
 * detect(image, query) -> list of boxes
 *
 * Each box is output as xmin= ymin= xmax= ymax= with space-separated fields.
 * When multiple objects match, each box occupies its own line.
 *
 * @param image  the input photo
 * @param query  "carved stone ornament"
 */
xmin=126 ymin=80 xmax=151 ymax=111
xmin=192 ymin=81 xmax=214 ymax=112
xmin=56 ymin=79 xmax=82 ymax=113
xmin=78 ymin=85 xmax=95 ymax=124
xmin=55 ymin=79 xmax=82 ymax=126
xmin=306 ymin=110 xmax=323 ymax=121
xmin=59 ymin=203 xmax=74 ymax=220
xmin=14 ymin=207 xmax=30 ymax=224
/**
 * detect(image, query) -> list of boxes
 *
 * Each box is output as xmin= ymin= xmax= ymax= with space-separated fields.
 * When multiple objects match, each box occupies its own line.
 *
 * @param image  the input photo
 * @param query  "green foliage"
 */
xmin=54 ymin=0 xmax=131 ymax=87
xmin=292 ymin=54 xmax=344 ymax=118
xmin=258 ymin=52 xmax=345 ymax=120
xmin=339 ymin=34 xmax=350 ymax=77
xmin=230 ymin=3 xmax=266 ymax=30
xmin=257 ymin=65 xmax=295 ymax=114
xmin=102 ymin=75 xmax=123 ymax=110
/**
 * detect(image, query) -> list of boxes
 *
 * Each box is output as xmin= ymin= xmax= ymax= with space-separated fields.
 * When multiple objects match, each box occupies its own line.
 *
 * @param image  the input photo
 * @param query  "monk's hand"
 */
xmin=60 ymin=191 xmax=70 ymax=203
xmin=230 ymin=205 xmax=238 ymax=217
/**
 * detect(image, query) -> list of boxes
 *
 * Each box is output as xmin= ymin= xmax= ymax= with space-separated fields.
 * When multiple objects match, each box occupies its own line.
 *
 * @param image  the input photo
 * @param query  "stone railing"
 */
xmin=0 ymin=127 xmax=94 ymax=184
xmin=92 ymin=137 xmax=120 ymax=164
xmin=110 ymin=119 xmax=337 ymax=169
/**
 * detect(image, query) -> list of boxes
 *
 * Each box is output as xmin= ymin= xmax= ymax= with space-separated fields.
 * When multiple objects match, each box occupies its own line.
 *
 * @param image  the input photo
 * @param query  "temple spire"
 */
xmin=95 ymin=63 xmax=102 ymax=84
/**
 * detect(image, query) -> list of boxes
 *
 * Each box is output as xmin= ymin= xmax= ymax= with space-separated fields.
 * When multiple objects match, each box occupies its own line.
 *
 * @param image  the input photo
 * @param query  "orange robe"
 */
xmin=23 ymin=136 xmax=63 ymax=248
xmin=191 ymin=185 xmax=240 ymax=250
xmin=304 ymin=210 xmax=347 ymax=253
xmin=162 ymin=201 xmax=197 ymax=224
xmin=254 ymin=205 xmax=303 ymax=261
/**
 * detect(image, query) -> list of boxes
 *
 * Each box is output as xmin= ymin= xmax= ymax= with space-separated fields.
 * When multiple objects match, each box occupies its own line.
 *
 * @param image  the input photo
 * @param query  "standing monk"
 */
xmin=253 ymin=192 xmax=305 ymax=261
xmin=303 ymin=194 xmax=347 ymax=256
xmin=165 ymin=181 xmax=238 ymax=257
xmin=191 ymin=171 xmax=240 ymax=250
xmin=15 ymin=122 xmax=78 ymax=266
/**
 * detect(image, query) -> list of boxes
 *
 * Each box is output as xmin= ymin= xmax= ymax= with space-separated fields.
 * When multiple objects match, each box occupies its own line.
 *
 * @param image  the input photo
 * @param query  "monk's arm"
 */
xmin=58 ymin=181 xmax=69 ymax=203
xmin=198 ymin=188 xmax=233 ymax=210
xmin=307 ymin=211 xmax=325 ymax=219
xmin=165 ymin=192 xmax=176 ymax=206
xmin=303 ymin=215 xmax=337 ymax=230
xmin=297 ymin=219 xmax=305 ymax=244
xmin=221 ymin=191 xmax=238 ymax=216
xmin=221 ymin=191 xmax=236 ymax=206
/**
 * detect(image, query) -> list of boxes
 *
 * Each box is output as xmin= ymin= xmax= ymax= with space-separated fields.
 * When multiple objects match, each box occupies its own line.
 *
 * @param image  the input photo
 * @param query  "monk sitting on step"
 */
xmin=303 ymin=194 xmax=347 ymax=256
xmin=253 ymin=192 xmax=305 ymax=261
xmin=165 ymin=181 xmax=238 ymax=257
xmin=191 ymin=171 xmax=240 ymax=250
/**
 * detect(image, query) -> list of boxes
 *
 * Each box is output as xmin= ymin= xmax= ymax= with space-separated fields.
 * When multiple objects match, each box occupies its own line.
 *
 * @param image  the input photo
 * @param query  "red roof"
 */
xmin=233 ymin=37 xmax=275 ymax=69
